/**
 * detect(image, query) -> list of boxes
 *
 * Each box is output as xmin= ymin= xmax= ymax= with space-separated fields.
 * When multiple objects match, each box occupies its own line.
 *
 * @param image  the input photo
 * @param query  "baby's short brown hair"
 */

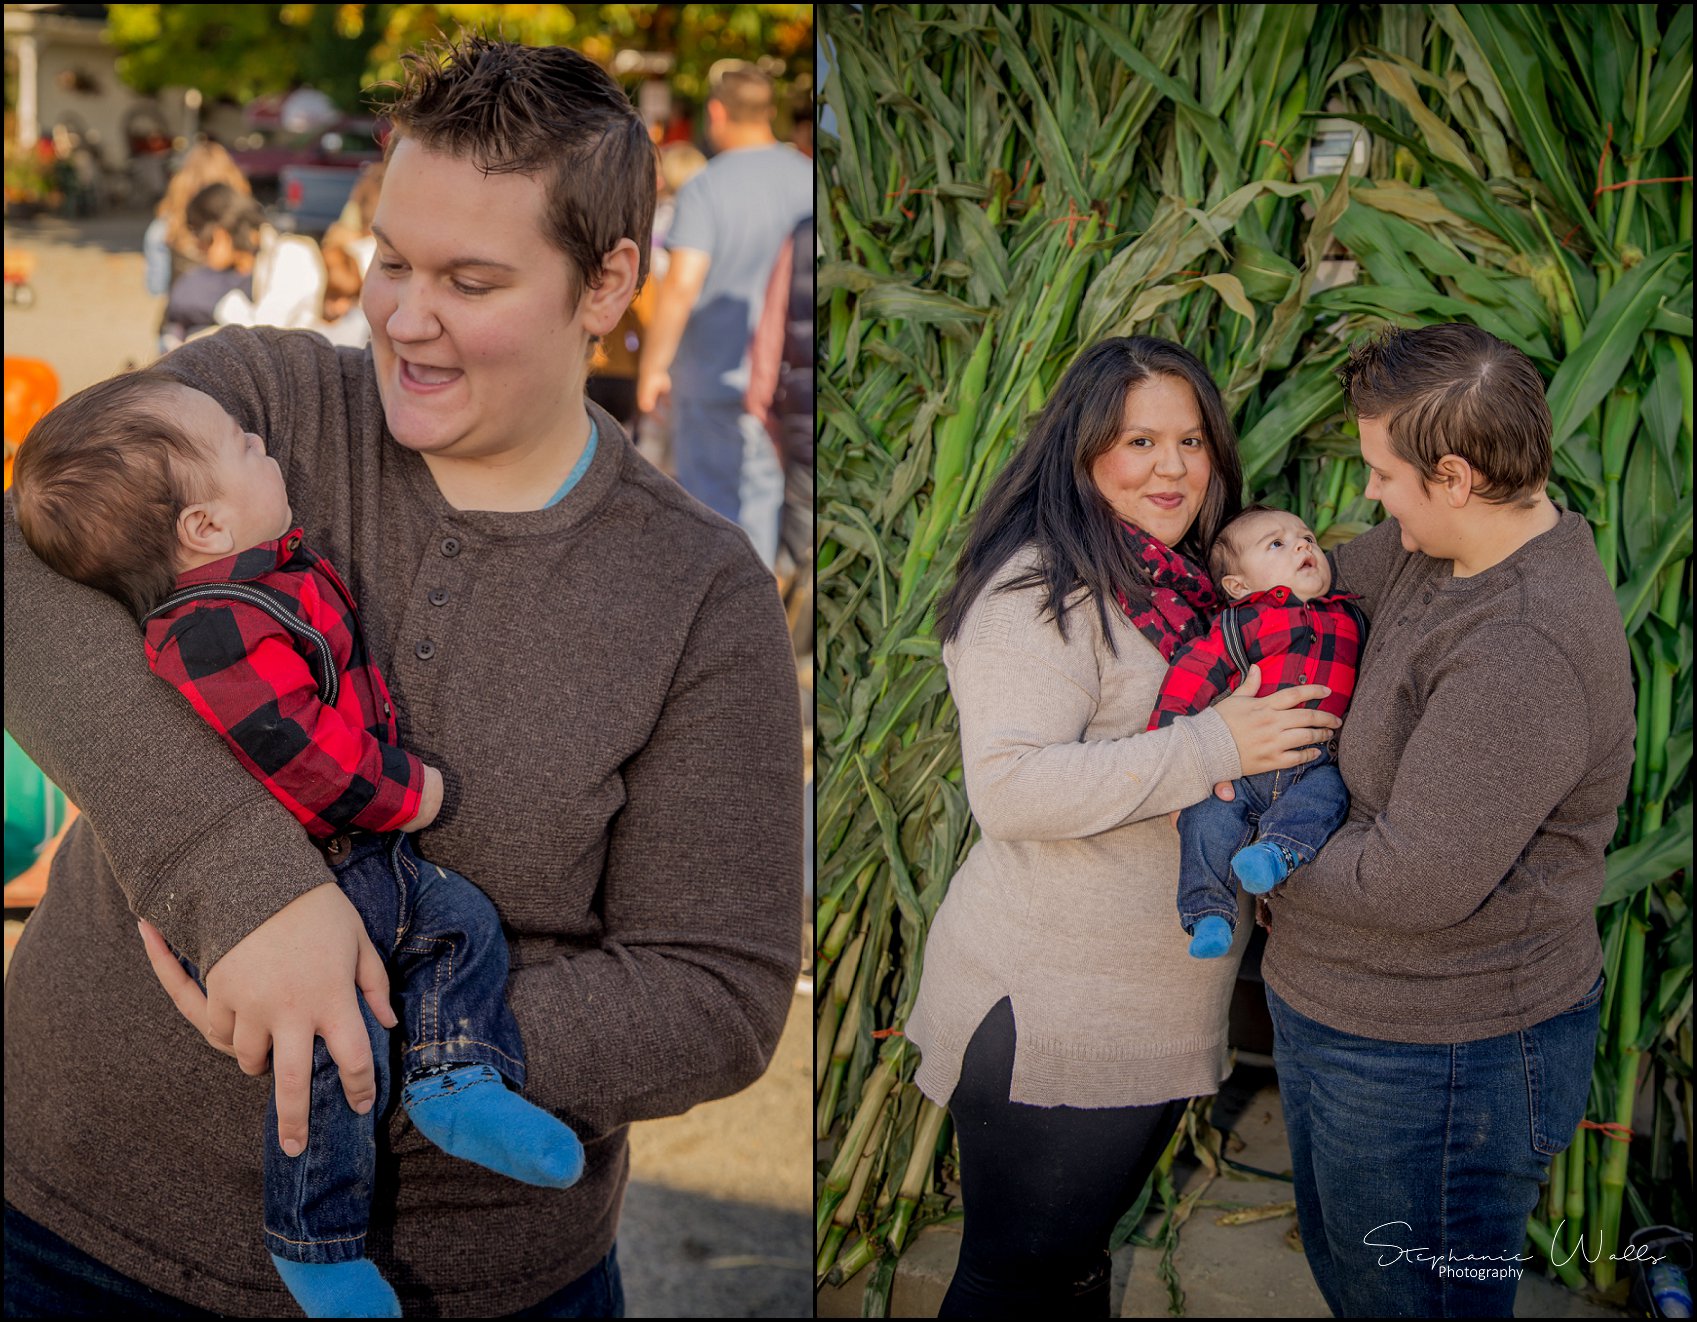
xmin=12 ymin=370 xmax=215 ymax=620
xmin=1207 ymin=503 xmax=1285 ymax=590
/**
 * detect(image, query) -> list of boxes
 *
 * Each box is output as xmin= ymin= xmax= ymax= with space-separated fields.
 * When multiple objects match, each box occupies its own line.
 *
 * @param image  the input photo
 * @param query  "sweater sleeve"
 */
xmin=2 ymin=502 xmax=332 ymax=973
xmin=1328 ymin=517 xmax=1406 ymax=621
xmin=950 ymin=629 xmax=1242 ymax=843
xmin=503 ymin=573 xmax=803 ymax=1136
xmin=1278 ymin=622 xmax=1589 ymax=932
xmin=1146 ymin=625 xmax=1236 ymax=730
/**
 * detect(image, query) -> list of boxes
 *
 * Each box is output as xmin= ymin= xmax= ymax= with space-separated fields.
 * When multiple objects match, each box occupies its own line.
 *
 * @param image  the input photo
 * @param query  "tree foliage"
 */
xmin=105 ymin=4 xmax=814 ymax=116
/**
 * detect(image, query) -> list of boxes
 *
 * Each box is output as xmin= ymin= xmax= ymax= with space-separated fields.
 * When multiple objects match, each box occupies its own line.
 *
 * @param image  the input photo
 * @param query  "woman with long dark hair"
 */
xmin=906 ymin=336 xmax=1341 ymax=1316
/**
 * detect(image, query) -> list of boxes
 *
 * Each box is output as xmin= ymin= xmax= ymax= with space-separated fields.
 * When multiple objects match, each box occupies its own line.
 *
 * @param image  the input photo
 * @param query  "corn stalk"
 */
xmin=817 ymin=5 xmax=1692 ymax=1310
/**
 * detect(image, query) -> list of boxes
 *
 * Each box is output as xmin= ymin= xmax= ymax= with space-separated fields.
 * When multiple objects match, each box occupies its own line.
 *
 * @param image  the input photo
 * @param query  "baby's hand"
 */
xmin=400 ymin=764 xmax=444 ymax=833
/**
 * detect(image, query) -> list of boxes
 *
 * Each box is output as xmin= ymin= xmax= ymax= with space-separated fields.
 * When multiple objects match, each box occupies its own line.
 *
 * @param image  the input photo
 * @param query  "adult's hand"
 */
xmin=136 ymin=881 xmax=398 ymax=1156
xmin=1214 ymin=664 xmax=1340 ymax=777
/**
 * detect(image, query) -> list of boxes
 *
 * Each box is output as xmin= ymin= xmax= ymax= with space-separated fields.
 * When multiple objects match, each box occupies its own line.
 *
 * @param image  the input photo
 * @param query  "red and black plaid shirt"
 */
xmin=1146 ymin=586 xmax=1365 ymax=730
xmin=143 ymin=530 xmax=424 ymax=839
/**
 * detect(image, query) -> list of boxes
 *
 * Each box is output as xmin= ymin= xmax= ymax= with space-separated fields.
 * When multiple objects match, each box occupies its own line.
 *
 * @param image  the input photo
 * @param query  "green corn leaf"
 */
xmin=1455 ymin=4 xmax=1610 ymax=252
xmin=1238 ymin=353 xmax=1347 ymax=488
xmin=1548 ymin=246 xmax=1690 ymax=449
xmin=857 ymin=284 xmax=989 ymax=329
xmin=1359 ymin=55 xmax=1481 ymax=179
xmin=1600 ymin=803 xmax=1694 ymax=906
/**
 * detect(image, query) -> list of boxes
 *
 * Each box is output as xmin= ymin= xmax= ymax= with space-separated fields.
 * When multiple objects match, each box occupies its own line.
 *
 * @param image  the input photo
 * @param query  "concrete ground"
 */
xmin=817 ymin=1058 xmax=1630 ymax=1319
xmin=4 ymin=202 xmax=813 ymax=1319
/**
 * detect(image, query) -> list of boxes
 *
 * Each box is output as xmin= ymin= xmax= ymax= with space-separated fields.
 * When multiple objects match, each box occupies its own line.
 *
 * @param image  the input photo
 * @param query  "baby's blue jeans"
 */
xmin=1175 ymin=743 xmax=1349 ymax=934
xmin=173 ymin=830 xmax=528 ymax=1264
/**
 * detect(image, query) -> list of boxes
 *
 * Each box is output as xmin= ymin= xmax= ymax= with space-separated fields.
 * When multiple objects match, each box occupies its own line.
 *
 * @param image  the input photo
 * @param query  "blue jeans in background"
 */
xmin=171 ymin=830 xmax=528 ymax=1266
xmin=671 ymin=396 xmax=783 ymax=570
xmin=1175 ymin=744 xmax=1348 ymax=935
xmin=2 ymin=1203 xmax=623 ymax=1317
xmin=1267 ymin=975 xmax=1601 ymax=1317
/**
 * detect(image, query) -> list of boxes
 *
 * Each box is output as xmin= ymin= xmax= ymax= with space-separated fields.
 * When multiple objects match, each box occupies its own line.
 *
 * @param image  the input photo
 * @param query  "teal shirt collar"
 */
xmin=544 ymin=418 xmax=598 ymax=509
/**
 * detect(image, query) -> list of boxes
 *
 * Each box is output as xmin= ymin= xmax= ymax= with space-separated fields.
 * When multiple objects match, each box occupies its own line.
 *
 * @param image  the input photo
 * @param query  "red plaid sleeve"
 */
xmin=147 ymin=603 xmax=424 ymax=837
xmin=1147 ymin=622 xmax=1238 ymax=730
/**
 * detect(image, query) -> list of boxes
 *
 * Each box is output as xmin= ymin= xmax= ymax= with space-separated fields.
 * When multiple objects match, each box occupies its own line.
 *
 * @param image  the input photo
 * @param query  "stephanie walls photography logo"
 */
xmin=1365 ymin=1222 xmax=1667 ymax=1281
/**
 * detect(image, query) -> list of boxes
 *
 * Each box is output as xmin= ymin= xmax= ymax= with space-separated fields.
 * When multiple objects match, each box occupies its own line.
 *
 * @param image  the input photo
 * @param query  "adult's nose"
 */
xmin=384 ymin=280 xmax=442 ymax=344
xmin=1153 ymin=442 xmax=1188 ymax=477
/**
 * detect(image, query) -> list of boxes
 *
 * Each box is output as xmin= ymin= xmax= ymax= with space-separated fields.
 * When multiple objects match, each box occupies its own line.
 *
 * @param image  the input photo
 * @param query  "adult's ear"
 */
xmin=579 ymin=239 xmax=642 ymax=338
xmin=1433 ymin=453 xmax=1475 ymax=507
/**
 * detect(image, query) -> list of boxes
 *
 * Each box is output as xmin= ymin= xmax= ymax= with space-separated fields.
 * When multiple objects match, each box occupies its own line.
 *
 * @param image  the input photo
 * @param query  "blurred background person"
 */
xmin=631 ymin=141 xmax=708 ymax=474
xmin=320 ymin=161 xmax=384 ymax=322
xmin=179 ymin=182 xmax=327 ymax=335
xmin=156 ymin=214 xmax=252 ymax=351
xmin=745 ymin=213 xmax=813 ymax=617
xmin=636 ymin=62 xmax=810 ymax=569
xmin=314 ymin=161 xmax=384 ymax=348
xmin=142 ymin=140 xmax=252 ymax=300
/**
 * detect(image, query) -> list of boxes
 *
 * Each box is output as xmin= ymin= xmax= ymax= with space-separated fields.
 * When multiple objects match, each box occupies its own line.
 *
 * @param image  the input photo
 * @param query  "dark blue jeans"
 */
xmin=1175 ymin=744 xmax=1348 ymax=933
xmin=172 ymin=831 xmax=528 ymax=1265
xmin=1 ymin=1202 xmax=623 ymax=1317
xmin=1267 ymin=975 xmax=1602 ymax=1317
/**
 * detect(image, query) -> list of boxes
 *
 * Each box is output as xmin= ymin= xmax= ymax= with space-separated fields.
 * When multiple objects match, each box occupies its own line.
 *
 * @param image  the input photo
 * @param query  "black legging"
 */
xmin=939 ymin=998 xmax=1187 ymax=1318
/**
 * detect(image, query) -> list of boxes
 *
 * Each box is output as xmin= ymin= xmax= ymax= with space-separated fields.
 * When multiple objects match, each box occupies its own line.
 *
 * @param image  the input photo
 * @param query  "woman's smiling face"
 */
xmin=1088 ymin=373 xmax=1213 ymax=548
xmin=361 ymin=137 xmax=587 ymax=465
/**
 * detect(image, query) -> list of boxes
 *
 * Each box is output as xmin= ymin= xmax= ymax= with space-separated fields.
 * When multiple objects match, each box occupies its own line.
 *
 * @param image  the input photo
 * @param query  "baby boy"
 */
xmin=1146 ymin=506 xmax=1366 ymax=958
xmin=12 ymin=369 xmax=584 ymax=1318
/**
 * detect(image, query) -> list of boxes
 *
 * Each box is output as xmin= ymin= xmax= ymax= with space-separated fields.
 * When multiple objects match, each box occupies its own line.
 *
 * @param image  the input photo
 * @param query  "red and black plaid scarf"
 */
xmin=1112 ymin=521 xmax=1219 ymax=661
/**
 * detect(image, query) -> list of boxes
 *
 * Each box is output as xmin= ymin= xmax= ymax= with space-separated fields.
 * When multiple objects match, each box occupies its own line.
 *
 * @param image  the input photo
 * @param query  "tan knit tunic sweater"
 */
xmin=3 ymin=326 xmax=802 ymax=1316
xmin=906 ymin=548 xmax=1245 ymax=1109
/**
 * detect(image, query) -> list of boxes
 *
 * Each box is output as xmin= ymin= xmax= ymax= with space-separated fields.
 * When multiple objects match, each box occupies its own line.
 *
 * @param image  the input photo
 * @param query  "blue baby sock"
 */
xmin=1233 ymin=840 xmax=1297 ymax=894
xmin=401 ymin=1063 xmax=584 ymax=1188
xmin=269 ymin=1254 xmax=401 ymax=1319
xmin=1188 ymin=914 xmax=1233 ymax=959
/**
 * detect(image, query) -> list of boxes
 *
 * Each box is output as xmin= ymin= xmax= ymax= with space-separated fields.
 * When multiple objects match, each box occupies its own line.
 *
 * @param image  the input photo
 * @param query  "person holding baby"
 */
xmin=905 ymin=335 xmax=1340 ymax=1315
xmin=3 ymin=33 xmax=801 ymax=1319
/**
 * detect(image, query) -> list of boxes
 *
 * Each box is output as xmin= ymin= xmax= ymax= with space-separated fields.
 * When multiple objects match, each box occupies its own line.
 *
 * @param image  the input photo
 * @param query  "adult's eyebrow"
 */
xmin=370 ymin=225 xmax=518 ymax=272
xmin=1122 ymin=420 xmax=1203 ymax=434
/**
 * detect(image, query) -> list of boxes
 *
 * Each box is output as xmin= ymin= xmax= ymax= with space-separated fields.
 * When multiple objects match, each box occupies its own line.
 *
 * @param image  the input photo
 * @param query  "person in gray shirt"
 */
xmin=638 ymin=63 xmax=812 ymax=569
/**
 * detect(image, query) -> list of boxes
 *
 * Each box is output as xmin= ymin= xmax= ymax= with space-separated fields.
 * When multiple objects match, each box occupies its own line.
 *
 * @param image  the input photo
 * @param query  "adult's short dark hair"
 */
xmin=710 ymin=62 xmax=775 ymax=124
xmin=937 ymin=336 xmax=1245 ymax=650
xmin=374 ymin=32 xmax=657 ymax=301
xmin=185 ymin=182 xmax=266 ymax=254
xmin=12 ymin=371 xmax=214 ymax=621
xmin=1338 ymin=323 xmax=1551 ymax=506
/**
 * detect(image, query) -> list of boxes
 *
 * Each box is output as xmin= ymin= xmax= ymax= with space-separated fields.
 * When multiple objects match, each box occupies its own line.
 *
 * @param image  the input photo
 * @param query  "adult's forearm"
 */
xmin=953 ymin=646 xmax=1242 ymax=840
xmin=507 ymin=936 xmax=797 ymax=1137
xmin=1283 ymin=639 xmax=1589 ymax=932
xmin=641 ymin=283 xmax=693 ymax=379
xmin=4 ymin=511 xmax=330 ymax=969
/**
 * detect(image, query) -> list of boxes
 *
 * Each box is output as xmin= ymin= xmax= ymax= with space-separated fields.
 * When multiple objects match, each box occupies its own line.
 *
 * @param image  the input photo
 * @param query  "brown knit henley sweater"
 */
xmin=1263 ymin=512 xmax=1634 ymax=1042
xmin=2 ymin=326 xmax=802 ymax=1315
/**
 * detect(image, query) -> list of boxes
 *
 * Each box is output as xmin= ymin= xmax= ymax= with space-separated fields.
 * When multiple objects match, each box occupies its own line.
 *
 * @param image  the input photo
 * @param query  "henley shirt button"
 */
xmin=416 ymin=640 xmax=436 ymax=660
xmin=428 ymin=589 xmax=448 ymax=606
xmin=441 ymin=537 xmax=461 ymax=557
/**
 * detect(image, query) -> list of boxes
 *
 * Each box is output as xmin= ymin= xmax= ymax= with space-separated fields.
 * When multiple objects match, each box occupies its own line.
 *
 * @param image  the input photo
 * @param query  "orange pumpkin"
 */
xmin=3 ymin=357 xmax=59 ymax=490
